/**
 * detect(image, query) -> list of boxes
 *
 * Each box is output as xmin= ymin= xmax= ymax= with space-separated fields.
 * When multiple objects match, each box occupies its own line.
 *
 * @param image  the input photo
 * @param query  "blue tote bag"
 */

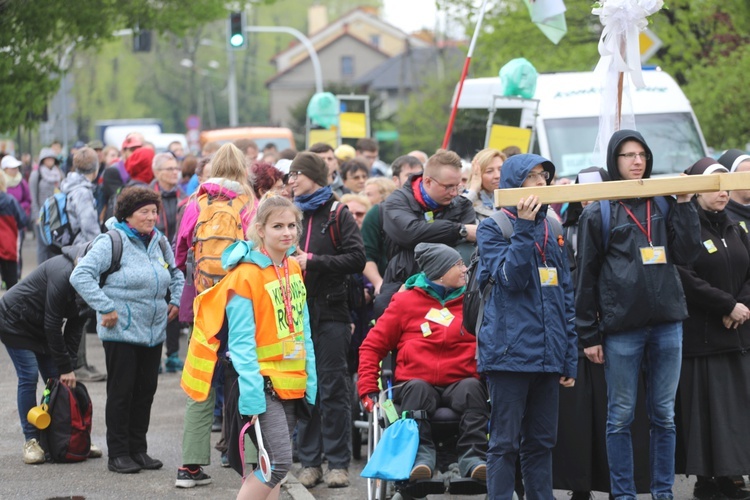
xmin=361 ymin=413 xmax=419 ymax=481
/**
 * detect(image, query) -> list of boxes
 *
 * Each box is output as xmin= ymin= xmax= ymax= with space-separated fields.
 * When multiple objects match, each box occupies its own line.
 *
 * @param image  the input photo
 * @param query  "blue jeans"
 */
xmin=486 ymin=371 xmax=559 ymax=500
xmin=5 ymin=346 xmax=59 ymax=441
xmin=603 ymin=322 xmax=682 ymax=500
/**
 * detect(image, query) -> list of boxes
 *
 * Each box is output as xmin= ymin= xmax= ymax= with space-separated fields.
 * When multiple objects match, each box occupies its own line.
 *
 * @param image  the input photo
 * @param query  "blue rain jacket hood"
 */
xmin=606 ymin=129 xmax=653 ymax=181
xmin=500 ymin=153 xmax=555 ymax=189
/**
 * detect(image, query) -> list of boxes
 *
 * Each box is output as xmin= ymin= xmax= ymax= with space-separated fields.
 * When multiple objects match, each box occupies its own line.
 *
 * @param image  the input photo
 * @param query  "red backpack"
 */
xmin=40 ymin=378 xmax=93 ymax=463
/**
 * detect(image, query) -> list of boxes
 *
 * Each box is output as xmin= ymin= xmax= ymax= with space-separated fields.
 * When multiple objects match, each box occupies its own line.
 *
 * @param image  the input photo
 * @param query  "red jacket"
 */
xmin=357 ymin=276 xmax=478 ymax=397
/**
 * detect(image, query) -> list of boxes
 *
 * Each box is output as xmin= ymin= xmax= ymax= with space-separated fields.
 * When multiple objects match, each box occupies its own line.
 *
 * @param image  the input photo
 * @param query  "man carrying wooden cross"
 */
xmin=575 ymin=129 xmax=702 ymax=499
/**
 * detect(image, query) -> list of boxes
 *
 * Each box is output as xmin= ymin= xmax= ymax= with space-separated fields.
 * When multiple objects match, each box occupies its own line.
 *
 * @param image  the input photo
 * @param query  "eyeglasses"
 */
xmin=287 ymin=172 xmax=302 ymax=181
xmin=525 ymin=171 xmax=550 ymax=181
xmin=427 ymin=177 xmax=461 ymax=193
xmin=618 ymin=152 xmax=651 ymax=161
xmin=160 ymin=167 xmax=180 ymax=172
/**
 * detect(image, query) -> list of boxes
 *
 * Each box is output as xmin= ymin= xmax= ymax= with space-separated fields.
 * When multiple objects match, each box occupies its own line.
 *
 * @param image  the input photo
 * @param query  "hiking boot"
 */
xmin=175 ymin=466 xmax=212 ymax=488
xmin=74 ymin=366 xmax=106 ymax=382
xmin=297 ymin=466 xmax=323 ymax=488
xmin=211 ymin=415 xmax=222 ymax=432
xmin=23 ymin=438 xmax=45 ymax=464
xmin=108 ymin=456 xmax=141 ymax=474
xmin=470 ymin=463 xmax=487 ymax=481
xmin=325 ymin=468 xmax=349 ymax=488
xmin=409 ymin=463 xmax=433 ymax=481
xmin=164 ymin=353 xmax=184 ymax=373
xmin=88 ymin=443 xmax=103 ymax=458
xmin=131 ymin=452 xmax=163 ymax=470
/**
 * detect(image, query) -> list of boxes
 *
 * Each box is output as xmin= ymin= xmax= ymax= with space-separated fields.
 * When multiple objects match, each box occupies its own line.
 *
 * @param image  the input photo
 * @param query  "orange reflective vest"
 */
xmin=181 ymin=255 xmax=309 ymax=402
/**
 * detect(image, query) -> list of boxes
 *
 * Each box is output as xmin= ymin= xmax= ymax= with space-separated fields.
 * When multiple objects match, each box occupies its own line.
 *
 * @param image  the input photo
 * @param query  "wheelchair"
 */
xmin=363 ymin=384 xmax=490 ymax=500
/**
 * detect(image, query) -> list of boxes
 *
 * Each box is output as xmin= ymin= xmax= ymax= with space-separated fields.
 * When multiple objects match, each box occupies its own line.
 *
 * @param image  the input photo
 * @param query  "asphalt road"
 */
xmin=0 ymin=235 xmax=700 ymax=499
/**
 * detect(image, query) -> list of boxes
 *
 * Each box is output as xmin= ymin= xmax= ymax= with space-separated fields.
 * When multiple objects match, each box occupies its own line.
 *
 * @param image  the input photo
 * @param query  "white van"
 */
xmin=451 ymin=69 xmax=709 ymax=178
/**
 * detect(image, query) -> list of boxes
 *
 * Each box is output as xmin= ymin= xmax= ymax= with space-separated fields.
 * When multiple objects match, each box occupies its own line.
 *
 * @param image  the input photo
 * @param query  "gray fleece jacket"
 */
xmin=69 ymin=219 xmax=185 ymax=347
xmin=60 ymin=172 xmax=101 ymax=244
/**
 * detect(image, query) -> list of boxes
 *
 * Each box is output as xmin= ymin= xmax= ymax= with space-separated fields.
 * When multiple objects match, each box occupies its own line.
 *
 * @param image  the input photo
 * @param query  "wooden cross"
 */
xmin=494 ymin=172 xmax=750 ymax=207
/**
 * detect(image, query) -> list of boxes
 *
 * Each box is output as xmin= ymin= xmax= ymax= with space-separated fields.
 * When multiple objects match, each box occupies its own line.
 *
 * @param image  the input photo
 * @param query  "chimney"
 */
xmin=308 ymin=5 xmax=328 ymax=36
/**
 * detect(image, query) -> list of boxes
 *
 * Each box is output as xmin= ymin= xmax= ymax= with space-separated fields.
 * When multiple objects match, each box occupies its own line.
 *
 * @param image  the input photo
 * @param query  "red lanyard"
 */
xmin=262 ymin=248 xmax=295 ymax=335
xmin=619 ymin=200 xmax=652 ymax=246
xmin=501 ymin=209 xmax=550 ymax=263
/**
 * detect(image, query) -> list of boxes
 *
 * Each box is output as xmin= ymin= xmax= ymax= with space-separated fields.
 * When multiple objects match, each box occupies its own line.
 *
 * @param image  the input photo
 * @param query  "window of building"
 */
xmin=370 ymin=35 xmax=380 ymax=48
xmin=341 ymin=56 xmax=354 ymax=78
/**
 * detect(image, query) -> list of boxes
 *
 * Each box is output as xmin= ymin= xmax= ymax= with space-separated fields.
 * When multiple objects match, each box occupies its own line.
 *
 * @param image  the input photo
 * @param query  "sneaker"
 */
xmin=211 ymin=415 xmax=222 ymax=432
xmin=297 ymin=466 xmax=323 ymax=488
xmin=470 ymin=463 xmax=487 ymax=481
xmin=175 ymin=466 xmax=212 ymax=488
xmin=23 ymin=438 xmax=45 ymax=464
xmin=409 ymin=463 xmax=433 ymax=481
xmin=325 ymin=468 xmax=349 ymax=488
xmin=88 ymin=443 xmax=103 ymax=458
xmin=220 ymin=452 xmax=230 ymax=468
xmin=74 ymin=366 xmax=106 ymax=382
xmin=165 ymin=353 xmax=184 ymax=373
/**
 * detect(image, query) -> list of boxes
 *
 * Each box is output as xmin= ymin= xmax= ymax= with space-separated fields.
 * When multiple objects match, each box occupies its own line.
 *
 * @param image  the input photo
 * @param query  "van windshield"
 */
xmin=546 ymin=113 xmax=706 ymax=178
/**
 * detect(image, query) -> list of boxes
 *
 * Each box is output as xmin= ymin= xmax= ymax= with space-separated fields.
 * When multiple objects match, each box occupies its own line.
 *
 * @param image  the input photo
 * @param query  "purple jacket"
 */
xmin=6 ymin=179 xmax=31 ymax=217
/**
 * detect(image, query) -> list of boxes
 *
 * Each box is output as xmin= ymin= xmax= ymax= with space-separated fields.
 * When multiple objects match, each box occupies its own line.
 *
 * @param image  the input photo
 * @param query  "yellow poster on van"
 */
xmin=488 ymin=125 xmax=532 ymax=153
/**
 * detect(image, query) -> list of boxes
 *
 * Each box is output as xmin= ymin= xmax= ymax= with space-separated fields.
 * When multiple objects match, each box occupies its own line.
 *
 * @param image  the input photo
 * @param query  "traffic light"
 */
xmin=228 ymin=12 xmax=246 ymax=49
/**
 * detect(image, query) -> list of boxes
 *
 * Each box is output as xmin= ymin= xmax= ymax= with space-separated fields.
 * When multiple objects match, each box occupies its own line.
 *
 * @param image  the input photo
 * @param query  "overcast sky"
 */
xmin=382 ymin=0 xmax=439 ymax=34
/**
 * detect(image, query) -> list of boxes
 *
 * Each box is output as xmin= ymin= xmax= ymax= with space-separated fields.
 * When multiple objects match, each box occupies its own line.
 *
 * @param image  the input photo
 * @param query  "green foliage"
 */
xmin=683 ymin=45 xmax=750 ymax=150
xmin=397 ymin=78 xmax=456 ymax=154
xmin=0 ymin=0 xmax=229 ymax=132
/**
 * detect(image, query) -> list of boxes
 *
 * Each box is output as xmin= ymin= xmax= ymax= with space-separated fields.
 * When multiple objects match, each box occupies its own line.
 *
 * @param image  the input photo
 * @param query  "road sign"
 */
xmin=185 ymin=114 xmax=201 ymax=130
xmin=640 ymin=28 xmax=663 ymax=63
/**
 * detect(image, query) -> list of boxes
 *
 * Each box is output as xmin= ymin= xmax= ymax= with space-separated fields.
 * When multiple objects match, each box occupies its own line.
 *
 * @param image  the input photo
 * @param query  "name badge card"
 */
xmin=425 ymin=307 xmax=455 ymax=327
xmin=538 ymin=267 xmax=559 ymax=287
xmin=640 ymin=246 xmax=667 ymax=265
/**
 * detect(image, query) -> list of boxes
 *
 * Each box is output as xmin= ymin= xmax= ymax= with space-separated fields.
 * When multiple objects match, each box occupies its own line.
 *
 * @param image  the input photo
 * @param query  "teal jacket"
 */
xmin=221 ymin=240 xmax=317 ymax=416
xmin=70 ymin=219 xmax=184 ymax=347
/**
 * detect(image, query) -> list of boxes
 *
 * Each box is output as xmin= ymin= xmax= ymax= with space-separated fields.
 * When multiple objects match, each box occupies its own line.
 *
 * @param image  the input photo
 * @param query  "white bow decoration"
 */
xmin=591 ymin=0 xmax=664 ymax=166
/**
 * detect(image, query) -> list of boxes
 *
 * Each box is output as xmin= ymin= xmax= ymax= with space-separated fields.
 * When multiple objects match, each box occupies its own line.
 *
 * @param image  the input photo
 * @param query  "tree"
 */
xmin=0 ymin=0 xmax=230 ymax=132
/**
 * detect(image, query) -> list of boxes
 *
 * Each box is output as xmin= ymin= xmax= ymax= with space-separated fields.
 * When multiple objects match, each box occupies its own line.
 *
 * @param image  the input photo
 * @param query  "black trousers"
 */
xmin=165 ymin=317 xmax=180 ymax=357
xmin=395 ymin=378 xmax=489 ymax=477
xmin=103 ymin=341 xmax=162 ymax=458
xmin=0 ymin=258 xmax=18 ymax=289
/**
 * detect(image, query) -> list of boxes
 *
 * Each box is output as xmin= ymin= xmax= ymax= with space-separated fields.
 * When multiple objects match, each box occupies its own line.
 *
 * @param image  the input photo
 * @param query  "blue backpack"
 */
xmin=39 ymin=192 xmax=77 ymax=249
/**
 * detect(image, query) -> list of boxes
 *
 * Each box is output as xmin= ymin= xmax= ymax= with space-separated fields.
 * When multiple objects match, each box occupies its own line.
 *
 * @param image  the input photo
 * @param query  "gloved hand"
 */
xmin=361 ymin=393 xmax=378 ymax=413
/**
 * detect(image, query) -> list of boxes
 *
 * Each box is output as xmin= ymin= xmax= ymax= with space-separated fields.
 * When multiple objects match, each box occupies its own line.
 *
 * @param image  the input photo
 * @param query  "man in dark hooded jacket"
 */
xmin=477 ymin=153 xmax=577 ymax=499
xmin=575 ymin=130 xmax=701 ymax=499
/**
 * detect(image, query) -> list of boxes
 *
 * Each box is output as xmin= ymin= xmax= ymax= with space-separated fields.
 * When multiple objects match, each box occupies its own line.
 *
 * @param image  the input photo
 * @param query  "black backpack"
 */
xmin=39 ymin=378 xmax=92 ymax=463
xmin=462 ymin=211 xmax=563 ymax=336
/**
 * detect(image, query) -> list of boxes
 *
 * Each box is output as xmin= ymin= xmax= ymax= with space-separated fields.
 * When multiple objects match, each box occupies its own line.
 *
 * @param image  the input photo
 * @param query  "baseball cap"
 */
xmin=122 ymin=136 xmax=143 ymax=150
xmin=87 ymin=140 xmax=104 ymax=150
xmin=1 ymin=155 xmax=22 ymax=169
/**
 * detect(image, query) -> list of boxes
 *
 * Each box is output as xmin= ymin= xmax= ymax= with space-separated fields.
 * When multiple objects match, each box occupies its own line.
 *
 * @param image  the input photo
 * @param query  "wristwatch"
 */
xmin=459 ymin=224 xmax=468 ymax=238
